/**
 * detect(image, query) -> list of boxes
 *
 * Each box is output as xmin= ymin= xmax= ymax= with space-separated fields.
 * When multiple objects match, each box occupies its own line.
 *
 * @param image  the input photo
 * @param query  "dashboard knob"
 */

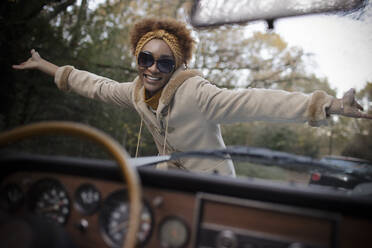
xmin=152 ymin=196 xmax=164 ymax=208
xmin=216 ymin=230 xmax=237 ymax=248
xmin=76 ymin=218 xmax=89 ymax=232
xmin=288 ymin=243 xmax=306 ymax=248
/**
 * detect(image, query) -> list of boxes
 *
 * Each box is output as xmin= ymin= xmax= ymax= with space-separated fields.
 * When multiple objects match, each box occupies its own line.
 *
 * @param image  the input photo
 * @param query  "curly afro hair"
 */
xmin=130 ymin=18 xmax=195 ymax=66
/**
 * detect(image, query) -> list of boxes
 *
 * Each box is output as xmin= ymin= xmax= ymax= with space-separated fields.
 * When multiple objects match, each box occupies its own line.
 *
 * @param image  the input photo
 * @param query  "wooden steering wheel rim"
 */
xmin=0 ymin=121 xmax=142 ymax=248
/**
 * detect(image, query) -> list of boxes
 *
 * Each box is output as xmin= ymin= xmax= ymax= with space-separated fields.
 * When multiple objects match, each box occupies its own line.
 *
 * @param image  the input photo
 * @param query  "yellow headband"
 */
xmin=135 ymin=29 xmax=183 ymax=68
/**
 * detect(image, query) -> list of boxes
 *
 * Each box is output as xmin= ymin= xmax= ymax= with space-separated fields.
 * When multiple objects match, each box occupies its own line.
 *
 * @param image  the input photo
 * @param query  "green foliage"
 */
xmin=1 ymin=0 xmax=370 ymax=163
xmin=234 ymin=161 xmax=310 ymax=184
xmin=222 ymin=123 xmax=324 ymax=158
xmin=1 ymin=0 xmax=150 ymax=157
xmin=235 ymin=161 xmax=288 ymax=181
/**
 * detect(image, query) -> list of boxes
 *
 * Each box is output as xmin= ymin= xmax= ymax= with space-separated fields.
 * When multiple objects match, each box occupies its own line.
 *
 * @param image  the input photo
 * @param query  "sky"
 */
xmin=274 ymin=13 xmax=372 ymax=97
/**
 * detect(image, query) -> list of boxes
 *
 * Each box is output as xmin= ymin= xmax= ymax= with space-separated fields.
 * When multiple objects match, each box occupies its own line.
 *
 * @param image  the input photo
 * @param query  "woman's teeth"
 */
xmin=145 ymin=74 xmax=161 ymax=81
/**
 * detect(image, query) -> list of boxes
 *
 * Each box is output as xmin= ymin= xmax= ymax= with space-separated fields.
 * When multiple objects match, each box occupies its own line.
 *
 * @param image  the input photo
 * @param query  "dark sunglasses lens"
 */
xmin=157 ymin=59 xmax=175 ymax=73
xmin=138 ymin=52 xmax=175 ymax=73
xmin=138 ymin=52 xmax=154 ymax=67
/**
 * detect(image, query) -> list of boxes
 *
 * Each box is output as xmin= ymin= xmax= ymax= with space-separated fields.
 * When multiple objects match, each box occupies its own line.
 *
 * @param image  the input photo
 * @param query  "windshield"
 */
xmin=1 ymin=0 xmax=372 ymax=195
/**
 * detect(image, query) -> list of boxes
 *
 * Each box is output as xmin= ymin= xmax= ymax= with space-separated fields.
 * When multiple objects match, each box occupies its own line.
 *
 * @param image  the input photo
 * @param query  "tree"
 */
xmin=2 ymin=0 xmax=369 ymax=161
xmin=1 ymin=0 xmax=192 ymax=157
xmin=192 ymin=24 xmax=338 ymax=158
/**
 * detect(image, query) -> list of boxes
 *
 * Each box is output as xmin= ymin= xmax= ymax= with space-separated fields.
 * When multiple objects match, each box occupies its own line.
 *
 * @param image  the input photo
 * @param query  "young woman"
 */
xmin=13 ymin=18 xmax=372 ymax=177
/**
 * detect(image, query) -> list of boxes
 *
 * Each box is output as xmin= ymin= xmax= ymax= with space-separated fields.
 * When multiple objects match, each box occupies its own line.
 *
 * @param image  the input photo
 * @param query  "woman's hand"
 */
xmin=12 ymin=49 xmax=42 ymax=70
xmin=328 ymin=88 xmax=372 ymax=119
xmin=12 ymin=49 xmax=58 ymax=77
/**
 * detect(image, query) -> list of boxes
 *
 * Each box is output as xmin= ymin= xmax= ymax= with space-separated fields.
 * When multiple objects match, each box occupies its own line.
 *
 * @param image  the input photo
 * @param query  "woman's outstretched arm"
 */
xmin=12 ymin=49 xmax=58 ymax=77
xmin=13 ymin=49 xmax=135 ymax=109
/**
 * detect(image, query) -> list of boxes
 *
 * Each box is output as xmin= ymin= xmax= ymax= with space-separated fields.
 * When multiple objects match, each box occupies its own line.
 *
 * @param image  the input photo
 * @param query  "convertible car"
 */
xmin=0 ymin=122 xmax=371 ymax=248
xmin=1 ymin=0 xmax=371 ymax=248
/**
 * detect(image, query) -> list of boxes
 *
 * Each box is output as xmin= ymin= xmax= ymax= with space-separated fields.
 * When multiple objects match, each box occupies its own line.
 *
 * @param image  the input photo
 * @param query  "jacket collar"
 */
xmin=134 ymin=67 xmax=202 ymax=111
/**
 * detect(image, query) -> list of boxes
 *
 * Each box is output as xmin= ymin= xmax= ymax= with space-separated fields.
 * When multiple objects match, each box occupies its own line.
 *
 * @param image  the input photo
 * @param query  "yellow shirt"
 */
xmin=144 ymin=89 xmax=163 ymax=110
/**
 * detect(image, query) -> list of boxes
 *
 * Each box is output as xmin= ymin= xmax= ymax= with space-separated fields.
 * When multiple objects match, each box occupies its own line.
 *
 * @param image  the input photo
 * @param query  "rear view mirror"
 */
xmin=190 ymin=0 xmax=365 ymax=28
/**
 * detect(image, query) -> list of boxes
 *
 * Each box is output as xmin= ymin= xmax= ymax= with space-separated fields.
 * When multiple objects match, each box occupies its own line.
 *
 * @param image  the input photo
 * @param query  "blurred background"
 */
xmin=1 ymin=0 xmax=371 ymax=163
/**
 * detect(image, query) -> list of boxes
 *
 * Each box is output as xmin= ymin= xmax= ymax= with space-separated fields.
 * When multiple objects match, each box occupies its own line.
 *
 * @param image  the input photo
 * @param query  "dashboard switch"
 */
xmin=76 ymin=218 xmax=89 ymax=232
xmin=216 ymin=230 xmax=237 ymax=248
xmin=152 ymin=196 xmax=164 ymax=208
xmin=288 ymin=243 xmax=306 ymax=248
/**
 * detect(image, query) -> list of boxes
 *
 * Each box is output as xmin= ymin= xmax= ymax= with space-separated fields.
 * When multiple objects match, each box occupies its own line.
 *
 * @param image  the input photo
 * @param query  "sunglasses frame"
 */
xmin=137 ymin=51 xmax=175 ymax=74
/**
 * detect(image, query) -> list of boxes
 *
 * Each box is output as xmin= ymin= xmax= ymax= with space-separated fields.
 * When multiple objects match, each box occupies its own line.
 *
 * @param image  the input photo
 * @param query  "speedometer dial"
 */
xmin=99 ymin=189 xmax=153 ymax=247
xmin=159 ymin=216 xmax=189 ymax=248
xmin=28 ymin=178 xmax=70 ymax=225
xmin=74 ymin=183 xmax=101 ymax=215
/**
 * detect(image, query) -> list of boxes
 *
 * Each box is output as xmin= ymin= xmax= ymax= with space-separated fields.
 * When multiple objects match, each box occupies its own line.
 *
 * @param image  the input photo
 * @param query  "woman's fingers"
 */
xmin=12 ymin=49 xmax=39 ymax=70
xmin=355 ymin=101 xmax=364 ymax=111
xmin=31 ymin=49 xmax=40 ymax=58
xmin=344 ymin=109 xmax=372 ymax=119
xmin=12 ymin=65 xmax=22 ymax=69
xmin=12 ymin=60 xmax=29 ymax=70
xmin=346 ymin=88 xmax=355 ymax=95
xmin=343 ymin=88 xmax=355 ymax=104
xmin=12 ymin=61 xmax=28 ymax=69
xmin=360 ymin=112 xmax=372 ymax=119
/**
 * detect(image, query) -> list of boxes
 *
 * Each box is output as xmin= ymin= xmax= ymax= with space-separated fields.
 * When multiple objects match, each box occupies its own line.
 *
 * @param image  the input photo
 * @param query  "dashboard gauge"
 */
xmin=99 ymin=189 xmax=153 ymax=248
xmin=74 ymin=183 xmax=101 ymax=215
xmin=0 ymin=183 xmax=24 ymax=211
xmin=28 ymin=178 xmax=70 ymax=225
xmin=158 ymin=216 xmax=189 ymax=248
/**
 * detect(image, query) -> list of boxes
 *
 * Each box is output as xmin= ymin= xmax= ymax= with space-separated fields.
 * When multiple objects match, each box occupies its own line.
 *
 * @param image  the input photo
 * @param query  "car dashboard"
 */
xmin=1 ymin=152 xmax=372 ymax=248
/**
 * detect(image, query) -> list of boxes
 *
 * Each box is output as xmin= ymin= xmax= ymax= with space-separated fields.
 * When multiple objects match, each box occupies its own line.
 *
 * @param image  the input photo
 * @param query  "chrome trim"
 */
xmin=202 ymin=223 xmax=325 ymax=248
xmin=193 ymin=192 xmax=341 ymax=248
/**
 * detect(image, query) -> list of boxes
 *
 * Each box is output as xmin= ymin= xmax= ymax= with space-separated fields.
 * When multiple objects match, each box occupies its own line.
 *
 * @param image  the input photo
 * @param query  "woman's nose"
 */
xmin=148 ymin=62 xmax=159 ymax=73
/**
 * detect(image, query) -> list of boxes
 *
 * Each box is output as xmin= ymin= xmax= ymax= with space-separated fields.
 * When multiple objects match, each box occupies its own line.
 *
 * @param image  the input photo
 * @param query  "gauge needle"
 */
xmin=38 ymin=201 xmax=64 ymax=212
xmin=38 ymin=205 xmax=59 ymax=212
xmin=50 ymin=198 xmax=65 ymax=205
xmin=111 ymin=220 xmax=129 ymax=233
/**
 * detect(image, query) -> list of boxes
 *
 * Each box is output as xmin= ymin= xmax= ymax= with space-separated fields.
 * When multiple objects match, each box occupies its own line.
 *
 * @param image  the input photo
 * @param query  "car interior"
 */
xmin=1 ymin=1 xmax=371 ymax=248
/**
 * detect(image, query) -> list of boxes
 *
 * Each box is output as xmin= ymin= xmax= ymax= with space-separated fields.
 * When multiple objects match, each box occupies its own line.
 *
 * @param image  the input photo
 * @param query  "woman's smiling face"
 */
xmin=138 ymin=39 xmax=175 ymax=97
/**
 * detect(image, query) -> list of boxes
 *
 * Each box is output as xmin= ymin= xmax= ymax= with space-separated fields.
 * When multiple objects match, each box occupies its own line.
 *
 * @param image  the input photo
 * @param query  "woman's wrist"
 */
xmin=327 ymin=98 xmax=343 ymax=115
xmin=38 ymin=58 xmax=59 ymax=77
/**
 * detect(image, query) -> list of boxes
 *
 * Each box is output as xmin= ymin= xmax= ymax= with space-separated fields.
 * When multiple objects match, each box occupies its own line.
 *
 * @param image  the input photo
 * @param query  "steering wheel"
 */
xmin=0 ymin=121 xmax=142 ymax=248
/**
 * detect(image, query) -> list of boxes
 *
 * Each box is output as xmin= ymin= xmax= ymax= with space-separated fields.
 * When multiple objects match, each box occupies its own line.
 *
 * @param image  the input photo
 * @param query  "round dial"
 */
xmin=74 ymin=183 xmax=101 ymax=215
xmin=28 ymin=178 xmax=70 ymax=225
xmin=159 ymin=216 xmax=189 ymax=248
xmin=99 ymin=189 xmax=153 ymax=247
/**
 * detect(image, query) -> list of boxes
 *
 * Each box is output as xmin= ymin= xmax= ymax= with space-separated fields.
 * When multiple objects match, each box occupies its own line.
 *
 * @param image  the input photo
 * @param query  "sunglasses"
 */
xmin=138 ymin=51 xmax=175 ymax=74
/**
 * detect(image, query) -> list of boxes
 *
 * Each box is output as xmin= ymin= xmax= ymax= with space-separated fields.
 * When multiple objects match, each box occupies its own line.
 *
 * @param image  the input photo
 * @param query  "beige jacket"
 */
xmin=55 ymin=66 xmax=334 ymax=176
